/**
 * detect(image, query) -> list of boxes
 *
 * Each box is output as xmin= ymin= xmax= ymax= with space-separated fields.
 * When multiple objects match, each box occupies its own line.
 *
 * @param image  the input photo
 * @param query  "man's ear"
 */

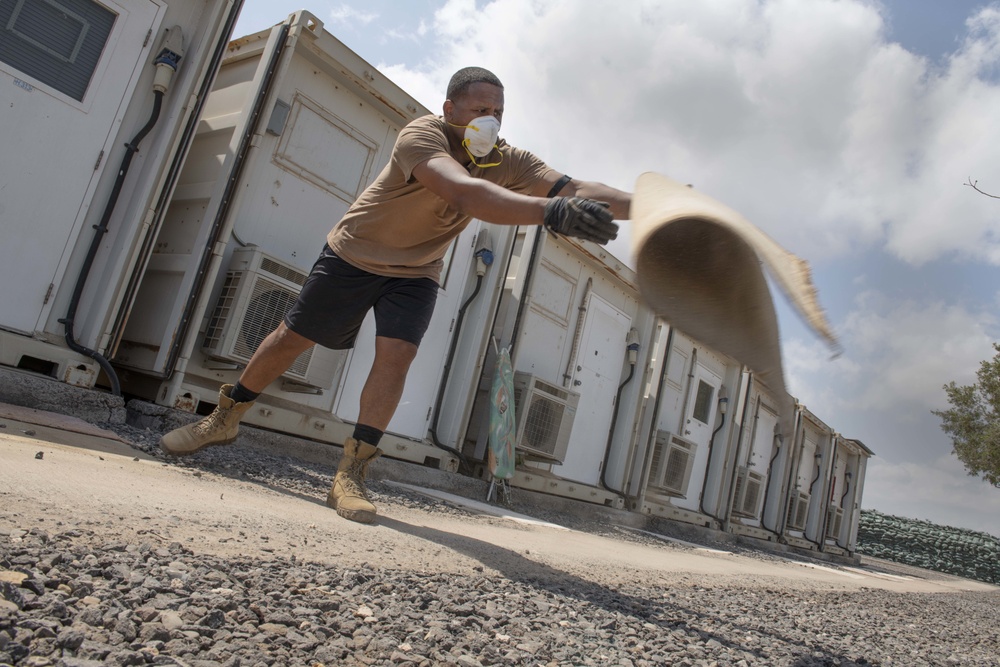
xmin=442 ymin=99 xmax=454 ymax=121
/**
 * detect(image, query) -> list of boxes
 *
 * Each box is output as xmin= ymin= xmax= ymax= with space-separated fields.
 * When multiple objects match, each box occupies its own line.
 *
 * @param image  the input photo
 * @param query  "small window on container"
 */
xmin=692 ymin=379 xmax=714 ymax=424
xmin=0 ymin=0 xmax=117 ymax=102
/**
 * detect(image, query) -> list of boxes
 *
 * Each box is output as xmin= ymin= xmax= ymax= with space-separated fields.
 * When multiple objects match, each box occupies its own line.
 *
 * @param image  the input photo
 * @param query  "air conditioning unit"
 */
xmin=732 ymin=467 xmax=764 ymax=518
xmin=202 ymin=247 xmax=344 ymax=389
xmin=826 ymin=506 xmax=844 ymax=539
xmin=786 ymin=491 xmax=810 ymax=531
xmin=648 ymin=430 xmax=696 ymax=497
xmin=511 ymin=372 xmax=580 ymax=463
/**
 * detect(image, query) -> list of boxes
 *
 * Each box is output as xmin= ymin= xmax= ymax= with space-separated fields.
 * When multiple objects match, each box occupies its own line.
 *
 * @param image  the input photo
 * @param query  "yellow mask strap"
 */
xmin=463 ymin=140 xmax=503 ymax=169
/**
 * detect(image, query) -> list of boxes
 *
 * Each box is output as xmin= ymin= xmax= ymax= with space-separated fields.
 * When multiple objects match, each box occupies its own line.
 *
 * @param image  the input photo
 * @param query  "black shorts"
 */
xmin=283 ymin=244 xmax=439 ymax=349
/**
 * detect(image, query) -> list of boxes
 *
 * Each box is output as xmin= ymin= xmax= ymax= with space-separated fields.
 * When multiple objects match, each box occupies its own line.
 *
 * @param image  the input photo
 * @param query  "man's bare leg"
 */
xmin=356 ymin=335 xmax=419 ymax=431
xmin=327 ymin=335 xmax=418 ymax=523
xmin=159 ymin=322 xmax=315 ymax=455
xmin=237 ymin=321 xmax=316 ymax=392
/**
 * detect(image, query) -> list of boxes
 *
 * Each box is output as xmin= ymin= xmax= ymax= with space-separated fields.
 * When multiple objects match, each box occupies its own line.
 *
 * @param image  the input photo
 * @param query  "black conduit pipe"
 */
xmin=60 ymin=90 xmax=165 ymax=396
xmin=804 ymin=458 xmax=825 ymax=549
xmin=599 ymin=362 xmax=635 ymax=494
xmin=165 ymin=22 xmax=290 ymax=377
xmin=427 ymin=275 xmax=482 ymax=471
xmin=627 ymin=326 xmax=673 ymax=510
xmin=759 ymin=435 xmax=783 ymax=534
xmin=835 ymin=472 xmax=853 ymax=549
xmin=699 ymin=410 xmax=727 ymax=521
xmin=107 ymin=3 xmax=245 ymax=363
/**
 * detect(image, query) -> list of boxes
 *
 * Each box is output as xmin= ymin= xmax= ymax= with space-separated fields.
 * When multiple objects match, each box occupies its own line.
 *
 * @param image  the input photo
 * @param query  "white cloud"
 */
xmin=329 ymin=4 xmax=379 ymax=25
xmin=863 ymin=455 xmax=1000 ymax=536
xmin=786 ymin=291 xmax=997 ymax=413
xmin=384 ymin=28 xmax=421 ymax=44
xmin=386 ymin=0 xmax=1000 ymax=267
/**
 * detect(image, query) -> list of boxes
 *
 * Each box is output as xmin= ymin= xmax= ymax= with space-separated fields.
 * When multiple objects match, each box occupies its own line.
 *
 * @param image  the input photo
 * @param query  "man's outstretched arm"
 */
xmin=534 ymin=174 xmax=632 ymax=220
xmin=412 ymin=156 xmax=548 ymax=227
xmin=413 ymin=157 xmax=620 ymax=244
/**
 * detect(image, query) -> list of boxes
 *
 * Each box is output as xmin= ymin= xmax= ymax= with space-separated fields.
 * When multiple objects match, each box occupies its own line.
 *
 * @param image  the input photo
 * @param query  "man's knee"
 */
xmin=374 ymin=336 xmax=419 ymax=367
xmin=270 ymin=322 xmax=314 ymax=354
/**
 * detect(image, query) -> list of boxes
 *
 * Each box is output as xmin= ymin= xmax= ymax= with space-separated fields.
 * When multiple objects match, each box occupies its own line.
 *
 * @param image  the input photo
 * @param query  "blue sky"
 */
xmin=232 ymin=1 xmax=1000 ymax=537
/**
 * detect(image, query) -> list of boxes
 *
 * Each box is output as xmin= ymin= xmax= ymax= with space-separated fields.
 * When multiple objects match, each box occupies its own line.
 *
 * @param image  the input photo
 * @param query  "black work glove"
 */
xmin=543 ymin=197 xmax=619 ymax=245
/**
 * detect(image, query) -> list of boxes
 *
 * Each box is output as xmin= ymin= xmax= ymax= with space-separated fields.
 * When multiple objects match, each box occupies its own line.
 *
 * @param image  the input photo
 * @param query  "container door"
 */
xmin=683 ymin=361 xmax=722 ymax=452
xmin=0 ymin=0 xmax=161 ymax=334
xmin=552 ymin=293 xmax=631 ymax=485
xmin=749 ymin=401 xmax=779 ymax=472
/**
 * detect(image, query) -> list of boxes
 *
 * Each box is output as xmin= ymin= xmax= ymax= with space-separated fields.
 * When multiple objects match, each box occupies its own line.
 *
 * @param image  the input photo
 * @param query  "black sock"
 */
xmin=352 ymin=424 xmax=384 ymax=447
xmin=229 ymin=381 xmax=260 ymax=404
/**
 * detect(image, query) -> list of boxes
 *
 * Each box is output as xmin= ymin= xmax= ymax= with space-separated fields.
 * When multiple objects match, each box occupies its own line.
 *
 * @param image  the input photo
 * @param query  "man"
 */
xmin=160 ymin=66 xmax=632 ymax=524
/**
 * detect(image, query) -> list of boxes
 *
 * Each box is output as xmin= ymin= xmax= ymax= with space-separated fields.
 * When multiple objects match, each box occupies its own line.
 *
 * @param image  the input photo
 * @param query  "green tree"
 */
xmin=933 ymin=343 xmax=1000 ymax=487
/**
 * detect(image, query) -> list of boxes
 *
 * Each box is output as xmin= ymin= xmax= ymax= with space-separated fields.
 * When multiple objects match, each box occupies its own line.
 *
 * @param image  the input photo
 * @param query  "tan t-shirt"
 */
xmin=327 ymin=114 xmax=557 ymax=283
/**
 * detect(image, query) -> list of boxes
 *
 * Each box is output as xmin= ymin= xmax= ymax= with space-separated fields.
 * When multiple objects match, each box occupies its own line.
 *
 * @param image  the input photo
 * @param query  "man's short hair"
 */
xmin=447 ymin=67 xmax=503 ymax=100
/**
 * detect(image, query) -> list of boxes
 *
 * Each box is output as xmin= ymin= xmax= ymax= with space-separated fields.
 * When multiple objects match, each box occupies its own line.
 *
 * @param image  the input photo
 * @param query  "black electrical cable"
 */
xmin=427 ymin=275 xmax=481 ymax=471
xmin=804 ymin=458 xmax=825 ymax=549
xmin=834 ymin=473 xmax=853 ymax=549
xmin=60 ymin=90 xmax=164 ymax=396
xmin=699 ymin=410 xmax=727 ymax=521
xmin=166 ymin=22 xmax=290 ymax=377
xmin=759 ymin=435 xmax=783 ymax=534
xmin=599 ymin=362 xmax=635 ymax=493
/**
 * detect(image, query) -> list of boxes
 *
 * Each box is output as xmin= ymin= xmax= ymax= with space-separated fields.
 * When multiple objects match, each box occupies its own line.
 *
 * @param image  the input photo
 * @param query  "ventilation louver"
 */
xmin=732 ymin=467 xmax=765 ymax=518
xmin=648 ymin=430 xmax=696 ymax=497
xmin=202 ymin=247 xmax=343 ymax=389
xmin=826 ymin=506 xmax=844 ymax=540
xmin=786 ymin=491 xmax=810 ymax=531
xmin=511 ymin=372 xmax=580 ymax=463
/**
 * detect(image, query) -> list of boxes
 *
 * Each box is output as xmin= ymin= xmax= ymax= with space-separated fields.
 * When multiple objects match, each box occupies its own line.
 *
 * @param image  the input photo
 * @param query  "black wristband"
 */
xmin=546 ymin=174 xmax=572 ymax=198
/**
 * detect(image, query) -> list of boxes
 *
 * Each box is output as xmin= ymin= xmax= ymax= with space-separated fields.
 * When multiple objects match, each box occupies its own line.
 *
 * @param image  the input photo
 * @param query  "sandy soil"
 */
xmin=1 ymin=416 xmax=994 ymax=599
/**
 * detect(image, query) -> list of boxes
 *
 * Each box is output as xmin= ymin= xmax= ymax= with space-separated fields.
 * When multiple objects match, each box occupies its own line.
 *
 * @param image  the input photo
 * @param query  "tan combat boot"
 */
xmin=159 ymin=384 xmax=254 ymax=456
xmin=326 ymin=437 xmax=382 ymax=524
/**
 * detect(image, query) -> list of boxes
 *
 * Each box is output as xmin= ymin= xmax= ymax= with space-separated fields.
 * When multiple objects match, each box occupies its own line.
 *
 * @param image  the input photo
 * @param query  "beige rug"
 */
xmin=0 ymin=402 xmax=126 ymax=442
xmin=631 ymin=172 xmax=839 ymax=437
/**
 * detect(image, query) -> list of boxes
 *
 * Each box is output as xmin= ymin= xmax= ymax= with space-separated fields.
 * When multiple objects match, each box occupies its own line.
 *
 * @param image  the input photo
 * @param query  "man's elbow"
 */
xmin=446 ymin=184 xmax=487 ymax=217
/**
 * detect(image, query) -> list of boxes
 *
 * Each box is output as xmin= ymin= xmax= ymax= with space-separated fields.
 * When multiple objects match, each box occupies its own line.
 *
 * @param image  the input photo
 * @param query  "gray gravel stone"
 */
xmin=1 ymin=419 xmax=997 ymax=666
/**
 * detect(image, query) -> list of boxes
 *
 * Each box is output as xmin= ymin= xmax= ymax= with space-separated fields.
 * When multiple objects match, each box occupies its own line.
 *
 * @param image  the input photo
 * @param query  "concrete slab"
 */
xmin=386 ymin=481 xmax=571 ymax=531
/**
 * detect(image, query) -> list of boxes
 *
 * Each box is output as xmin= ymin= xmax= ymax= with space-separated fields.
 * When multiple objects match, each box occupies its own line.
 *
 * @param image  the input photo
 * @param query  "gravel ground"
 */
xmin=1 ymin=420 xmax=998 ymax=667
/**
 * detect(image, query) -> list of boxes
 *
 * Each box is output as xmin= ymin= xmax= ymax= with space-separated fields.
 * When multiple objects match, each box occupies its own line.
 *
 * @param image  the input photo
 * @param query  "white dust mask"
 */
xmin=449 ymin=115 xmax=503 ymax=167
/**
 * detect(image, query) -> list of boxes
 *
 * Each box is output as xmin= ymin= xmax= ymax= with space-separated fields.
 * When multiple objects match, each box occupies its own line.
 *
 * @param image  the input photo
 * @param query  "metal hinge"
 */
xmin=43 ymin=283 xmax=54 ymax=305
xmin=143 ymin=29 xmax=152 ymax=47
xmin=93 ymin=150 xmax=104 ymax=171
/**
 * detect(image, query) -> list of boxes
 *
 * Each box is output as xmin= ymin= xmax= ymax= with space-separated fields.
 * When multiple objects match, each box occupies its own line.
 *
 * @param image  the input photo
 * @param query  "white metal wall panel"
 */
xmin=552 ymin=293 xmax=630 ymax=485
xmin=0 ymin=0 xmax=162 ymax=334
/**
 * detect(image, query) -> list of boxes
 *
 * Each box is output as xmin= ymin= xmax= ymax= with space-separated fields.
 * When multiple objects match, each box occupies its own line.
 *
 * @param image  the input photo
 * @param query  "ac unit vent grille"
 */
xmin=235 ymin=277 xmax=311 ymax=376
xmin=203 ymin=273 xmax=242 ymax=351
xmin=201 ymin=248 xmax=346 ymax=389
xmin=260 ymin=256 xmax=307 ymax=286
xmin=663 ymin=446 xmax=690 ymax=492
xmin=732 ymin=467 xmax=764 ymax=518
xmin=533 ymin=381 xmax=574 ymax=402
xmin=787 ymin=492 xmax=810 ymax=531
xmin=826 ymin=506 xmax=844 ymax=539
xmin=511 ymin=373 xmax=579 ymax=463
xmin=648 ymin=431 xmax=696 ymax=497
xmin=522 ymin=391 xmax=565 ymax=452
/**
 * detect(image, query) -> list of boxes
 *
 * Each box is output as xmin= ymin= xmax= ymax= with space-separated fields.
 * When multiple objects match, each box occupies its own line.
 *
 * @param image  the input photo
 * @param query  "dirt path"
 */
xmin=2 ymin=418 xmax=993 ymax=597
